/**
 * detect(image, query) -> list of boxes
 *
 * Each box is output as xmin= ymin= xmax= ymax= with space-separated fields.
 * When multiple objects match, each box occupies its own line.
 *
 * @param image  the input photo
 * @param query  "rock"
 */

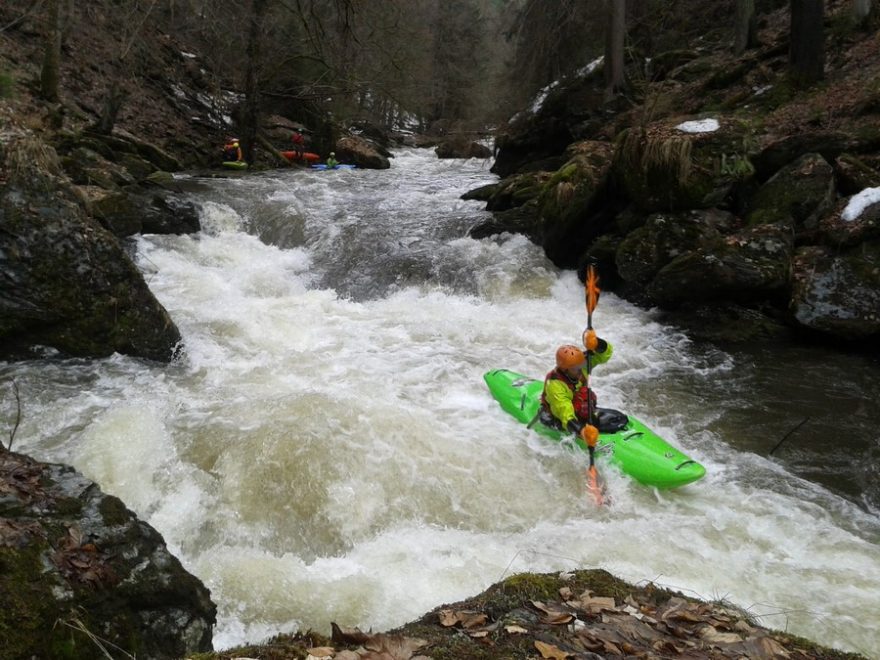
xmin=0 ymin=451 xmax=216 ymax=659
xmin=536 ymin=141 xmax=616 ymax=267
xmin=611 ymin=116 xmax=755 ymax=213
xmin=88 ymin=187 xmax=201 ymax=237
xmin=789 ymin=243 xmax=880 ymax=340
xmin=616 ymin=209 xmax=740 ymax=287
xmin=834 ymin=153 xmax=880 ymax=195
xmin=334 ymin=135 xmax=390 ymax=169
xmin=435 ymin=138 xmax=491 ymax=159
xmin=745 ymin=153 xmax=836 ymax=228
xmin=0 ymin=134 xmax=182 ymax=361
xmin=647 ymin=222 xmax=793 ymax=308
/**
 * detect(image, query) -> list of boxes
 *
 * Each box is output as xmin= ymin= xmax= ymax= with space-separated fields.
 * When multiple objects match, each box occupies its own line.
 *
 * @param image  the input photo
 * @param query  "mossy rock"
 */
xmin=745 ymin=152 xmax=835 ymax=228
xmin=612 ymin=117 xmax=755 ymax=212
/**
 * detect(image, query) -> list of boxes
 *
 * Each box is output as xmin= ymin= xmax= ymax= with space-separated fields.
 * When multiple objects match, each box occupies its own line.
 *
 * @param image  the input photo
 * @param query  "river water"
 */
xmin=2 ymin=149 xmax=879 ymax=655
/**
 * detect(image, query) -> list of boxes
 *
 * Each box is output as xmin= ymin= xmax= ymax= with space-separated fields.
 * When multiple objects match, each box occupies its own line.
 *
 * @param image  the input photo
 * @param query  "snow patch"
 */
xmin=676 ymin=118 xmax=720 ymax=134
xmin=841 ymin=187 xmax=880 ymax=222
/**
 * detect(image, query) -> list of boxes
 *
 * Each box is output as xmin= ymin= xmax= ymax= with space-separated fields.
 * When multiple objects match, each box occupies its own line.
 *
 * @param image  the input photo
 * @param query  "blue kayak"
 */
xmin=311 ymin=163 xmax=357 ymax=170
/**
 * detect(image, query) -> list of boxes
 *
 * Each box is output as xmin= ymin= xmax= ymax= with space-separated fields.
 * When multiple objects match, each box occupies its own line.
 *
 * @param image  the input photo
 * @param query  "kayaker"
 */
xmin=291 ymin=130 xmax=305 ymax=159
xmin=540 ymin=330 xmax=613 ymax=448
xmin=325 ymin=152 xmax=339 ymax=168
xmin=223 ymin=137 xmax=243 ymax=163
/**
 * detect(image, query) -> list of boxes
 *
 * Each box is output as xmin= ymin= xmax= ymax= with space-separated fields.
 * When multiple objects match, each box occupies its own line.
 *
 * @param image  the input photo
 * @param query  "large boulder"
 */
xmin=647 ymin=222 xmax=794 ymax=308
xmin=334 ymin=135 xmax=390 ymax=169
xmin=435 ymin=138 xmax=491 ymax=159
xmin=492 ymin=64 xmax=608 ymax=177
xmin=616 ymin=208 xmax=740 ymax=287
xmin=86 ymin=187 xmax=201 ymax=237
xmin=789 ymin=242 xmax=880 ymax=340
xmin=0 ymin=450 xmax=216 ymax=659
xmin=536 ymin=141 xmax=615 ymax=266
xmin=745 ymin=153 xmax=836 ymax=228
xmin=611 ymin=116 xmax=755 ymax=213
xmin=0 ymin=133 xmax=182 ymax=361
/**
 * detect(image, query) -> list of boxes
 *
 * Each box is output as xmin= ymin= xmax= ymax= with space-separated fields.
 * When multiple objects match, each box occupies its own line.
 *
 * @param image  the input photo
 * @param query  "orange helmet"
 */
xmin=556 ymin=345 xmax=586 ymax=370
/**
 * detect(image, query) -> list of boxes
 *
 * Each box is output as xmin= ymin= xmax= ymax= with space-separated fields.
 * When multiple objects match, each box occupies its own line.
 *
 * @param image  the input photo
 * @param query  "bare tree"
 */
xmin=734 ymin=0 xmax=758 ymax=54
xmin=93 ymin=1 xmax=160 ymax=135
xmin=789 ymin=0 xmax=824 ymax=87
xmin=241 ymin=0 xmax=268 ymax=164
xmin=604 ymin=0 xmax=626 ymax=100
xmin=40 ymin=0 xmax=63 ymax=103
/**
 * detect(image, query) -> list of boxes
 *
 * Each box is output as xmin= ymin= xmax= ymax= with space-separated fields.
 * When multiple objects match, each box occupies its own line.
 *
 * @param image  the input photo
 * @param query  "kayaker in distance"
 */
xmin=223 ymin=137 xmax=243 ymax=163
xmin=291 ymin=130 xmax=305 ymax=159
xmin=540 ymin=330 xmax=613 ymax=449
xmin=325 ymin=152 xmax=339 ymax=168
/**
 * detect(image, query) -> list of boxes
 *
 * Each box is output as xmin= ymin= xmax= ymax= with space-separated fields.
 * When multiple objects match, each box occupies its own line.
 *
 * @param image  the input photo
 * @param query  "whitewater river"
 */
xmin=2 ymin=148 xmax=879 ymax=655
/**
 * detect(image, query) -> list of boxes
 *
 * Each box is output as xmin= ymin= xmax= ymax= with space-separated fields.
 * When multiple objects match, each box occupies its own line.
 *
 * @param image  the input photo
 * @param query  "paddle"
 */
xmin=583 ymin=262 xmax=604 ymax=505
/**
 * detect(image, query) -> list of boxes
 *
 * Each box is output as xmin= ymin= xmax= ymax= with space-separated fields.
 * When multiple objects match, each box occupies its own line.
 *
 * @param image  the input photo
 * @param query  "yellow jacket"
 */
xmin=542 ymin=342 xmax=613 ymax=429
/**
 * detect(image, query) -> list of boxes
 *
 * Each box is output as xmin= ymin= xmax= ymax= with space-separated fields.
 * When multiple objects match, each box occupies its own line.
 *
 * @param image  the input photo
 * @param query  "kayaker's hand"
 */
xmin=583 ymin=329 xmax=598 ymax=352
xmin=580 ymin=424 xmax=599 ymax=448
xmin=566 ymin=419 xmax=584 ymax=436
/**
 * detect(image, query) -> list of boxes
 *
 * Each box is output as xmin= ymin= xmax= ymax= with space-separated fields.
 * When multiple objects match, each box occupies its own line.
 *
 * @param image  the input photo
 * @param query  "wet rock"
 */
xmin=435 ymin=138 xmax=491 ymax=159
xmin=0 ymin=451 xmax=215 ymax=659
xmin=790 ymin=243 xmax=880 ymax=340
xmin=616 ymin=209 xmax=740 ymax=287
xmin=0 ymin=133 xmax=182 ymax=361
xmin=745 ymin=153 xmax=836 ymax=228
xmin=335 ymin=135 xmax=390 ymax=169
xmin=647 ymin=222 xmax=793 ymax=308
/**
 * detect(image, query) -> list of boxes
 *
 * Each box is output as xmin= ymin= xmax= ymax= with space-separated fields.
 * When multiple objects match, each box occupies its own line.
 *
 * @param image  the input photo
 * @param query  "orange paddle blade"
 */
xmin=586 ymin=465 xmax=604 ymax=506
xmin=585 ymin=266 xmax=601 ymax=315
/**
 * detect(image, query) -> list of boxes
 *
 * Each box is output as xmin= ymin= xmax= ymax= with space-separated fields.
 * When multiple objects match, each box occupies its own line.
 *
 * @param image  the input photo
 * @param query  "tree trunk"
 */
xmin=40 ymin=0 xmax=63 ymax=103
xmin=604 ymin=0 xmax=626 ymax=100
xmin=853 ymin=0 xmax=872 ymax=22
xmin=242 ymin=0 xmax=268 ymax=165
xmin=94 ymin=78 xmax=128 ymax=135
xmin=734 ymin=0 xmax=758 ymax=54
xmin=789 ymin=0 xmax=824 ymax=87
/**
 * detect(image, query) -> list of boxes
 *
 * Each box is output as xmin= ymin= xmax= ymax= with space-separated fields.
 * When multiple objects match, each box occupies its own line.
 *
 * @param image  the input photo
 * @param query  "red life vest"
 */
xmin=540 ymin=368 xmax=596 ymax=420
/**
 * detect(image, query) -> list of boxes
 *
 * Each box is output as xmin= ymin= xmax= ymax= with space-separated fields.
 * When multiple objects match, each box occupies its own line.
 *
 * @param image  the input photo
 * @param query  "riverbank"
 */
xmin=194 ymin=570 xmax=865 ymax=660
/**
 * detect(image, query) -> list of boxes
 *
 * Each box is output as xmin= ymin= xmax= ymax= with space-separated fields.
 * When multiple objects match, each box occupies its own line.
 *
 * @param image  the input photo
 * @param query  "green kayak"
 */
xmin=484 ymin=369 xmax=705 ymax=489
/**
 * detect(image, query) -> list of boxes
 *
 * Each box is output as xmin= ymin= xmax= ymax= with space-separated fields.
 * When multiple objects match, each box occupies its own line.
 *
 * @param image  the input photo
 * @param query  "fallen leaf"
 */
xmin=331 ymin=622 xmax=371 ymax=645
xmin=699 ymin=625 xmax=742 ymax=644
xmin=580 ymin=595 xmax=616 ymax=613
xmin=534 ymin=640 xmax=571 ymax=659
xmin=363 ymin=633 xmax=427 ymax=659
xmin=438 ymin=609 xmax=459 ymax=627
xmin=505 ymin=625 xmax=528 ymax=634
xmin=460 ymin=612 xmax=488 ymax=629
xmin=540 ymin=612 xmax=574 ymax=625
xmin=468 ymin=630 xmax=489 ymax=638
xmin=306 ymin=646 xmax=335 ymax=658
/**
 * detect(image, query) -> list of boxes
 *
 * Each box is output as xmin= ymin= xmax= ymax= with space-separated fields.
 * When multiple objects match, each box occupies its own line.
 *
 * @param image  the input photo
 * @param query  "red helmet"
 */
xmin=556 ymin=345 xmax=586 ymax=370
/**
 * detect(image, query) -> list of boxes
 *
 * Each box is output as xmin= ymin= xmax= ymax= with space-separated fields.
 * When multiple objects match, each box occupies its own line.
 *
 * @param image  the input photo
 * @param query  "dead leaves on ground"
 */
xmin=328 ymin=622 xmax=428 ymax=660
xmin=51 ymin=525 xmax=118 ymax=588
xmin=426 ymin=585 xmax=805 ymax=659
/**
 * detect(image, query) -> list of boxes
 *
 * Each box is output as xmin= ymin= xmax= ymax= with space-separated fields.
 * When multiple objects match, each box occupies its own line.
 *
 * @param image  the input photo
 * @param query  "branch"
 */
xmin=5 ymin=378 xmax=22 ymax=453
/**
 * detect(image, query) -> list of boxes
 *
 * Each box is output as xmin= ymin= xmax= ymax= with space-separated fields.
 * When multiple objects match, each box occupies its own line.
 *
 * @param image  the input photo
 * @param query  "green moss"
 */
xmin=0 ymin=70 xmax=13 ymax=98
xmin=98 ymin=495 xmax=131 ymax=526
xmin=54 ymin=496 xmax=84 ymax=516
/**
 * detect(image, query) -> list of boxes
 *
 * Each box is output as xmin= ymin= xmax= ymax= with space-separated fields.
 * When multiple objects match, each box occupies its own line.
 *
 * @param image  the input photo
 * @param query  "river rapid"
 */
xmin=1 ymin=148 xmax=879 ymax=655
